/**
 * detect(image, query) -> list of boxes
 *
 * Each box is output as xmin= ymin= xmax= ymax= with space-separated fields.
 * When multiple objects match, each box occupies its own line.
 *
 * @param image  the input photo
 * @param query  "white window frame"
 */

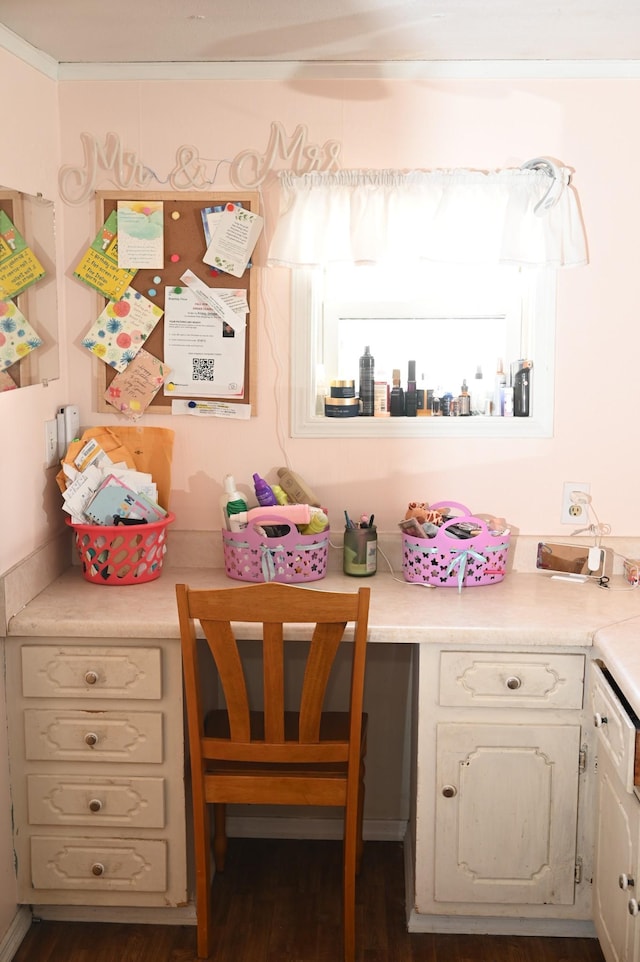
xmin=290 ymin=267 xmax=556 ymax=439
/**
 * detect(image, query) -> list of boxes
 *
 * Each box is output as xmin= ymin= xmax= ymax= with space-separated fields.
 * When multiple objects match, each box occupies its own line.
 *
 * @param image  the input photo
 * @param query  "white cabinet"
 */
xmin=434 ymin=721 xmax=581 ymax=905
xmin=5 ymin=638 xmax=187 ymax=909
xmin=591 ymin=662 xmax=640 ymax=962
xmin=410 ymin=645 xmax=592 ymax=933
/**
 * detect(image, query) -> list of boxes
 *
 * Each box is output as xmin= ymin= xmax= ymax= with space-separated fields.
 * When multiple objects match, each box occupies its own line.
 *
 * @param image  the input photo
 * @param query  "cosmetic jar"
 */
xmin=330 ymin=379 xmax=356 ymax=398
xmin=324 ymin=396 xmax=360 ymax=418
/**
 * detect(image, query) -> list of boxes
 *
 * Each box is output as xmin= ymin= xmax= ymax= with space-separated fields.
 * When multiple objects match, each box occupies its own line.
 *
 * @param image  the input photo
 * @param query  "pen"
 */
xmin=344 ymin=510 xmax=354 ymax=529
xmin=368 ymin=514 xmax=374 ymax=528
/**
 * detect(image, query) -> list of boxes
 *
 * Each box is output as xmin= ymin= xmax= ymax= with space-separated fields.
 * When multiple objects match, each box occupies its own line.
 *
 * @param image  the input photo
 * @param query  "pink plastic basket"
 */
xmin=67 ymin=513 xmax=174 ymax=585
xmin=402 ymin=501 xmax=510 ymax=590
xmin=222 ymin=521 xmax=329 ymax=583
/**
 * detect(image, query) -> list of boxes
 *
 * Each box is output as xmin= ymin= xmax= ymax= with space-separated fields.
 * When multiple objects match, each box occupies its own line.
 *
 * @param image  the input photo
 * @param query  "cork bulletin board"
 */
xmin=95 ymin=189 xmax=260 ymax=414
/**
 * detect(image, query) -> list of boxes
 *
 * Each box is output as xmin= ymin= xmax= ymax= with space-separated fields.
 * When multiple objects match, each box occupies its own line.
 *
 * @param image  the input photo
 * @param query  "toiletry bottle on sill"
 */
xmin=359 ymin=345 xmax=375 ymax=416
xmin=493 ymin=358 xmax=506 ymax=416
xmin=390 ymin=369 xmax=405 ymax=416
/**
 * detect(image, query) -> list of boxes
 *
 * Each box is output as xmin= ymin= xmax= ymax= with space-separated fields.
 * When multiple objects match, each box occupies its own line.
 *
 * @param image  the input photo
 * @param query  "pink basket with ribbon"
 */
xmin=222 ymin=520 xmax=329 ymax=583
xmin=402 ymin=501 xmax=510 ymax=590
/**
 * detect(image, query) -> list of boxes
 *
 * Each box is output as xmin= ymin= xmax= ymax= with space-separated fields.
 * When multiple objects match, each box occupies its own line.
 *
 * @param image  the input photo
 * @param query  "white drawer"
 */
xmin=24 ymin=710 xmax=163 ymax=763
xmin=21 ymin=646 xmax=162 ymax=699
xmin=27 ymin=775 xmax=165 ymax=827
xmin=439 ymin=651 xmax=584 ymax=709
xmin=591 ymin=662 xmax=638 ymax=793
xmin=31 ymin=836 xmax=167 ymax=892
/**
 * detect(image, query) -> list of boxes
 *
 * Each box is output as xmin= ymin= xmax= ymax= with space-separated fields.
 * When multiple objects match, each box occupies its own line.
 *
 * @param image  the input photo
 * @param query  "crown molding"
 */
xmin=3 ymin=26 xmax=640 ymax=85
xmin=53 ymin=58 xmax=640 ymax=83
xmin=0 ymin=24 xmax=58 ymax=79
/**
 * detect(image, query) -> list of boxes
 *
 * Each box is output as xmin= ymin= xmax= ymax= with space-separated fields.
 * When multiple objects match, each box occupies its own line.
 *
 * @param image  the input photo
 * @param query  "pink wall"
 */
xmin=0 ymin=44 xmax=62 ymax=946
xmin=0 ymin=49 xmax=66 ymax=575
xmin=56 ymin=76 xmax=635 ymax=538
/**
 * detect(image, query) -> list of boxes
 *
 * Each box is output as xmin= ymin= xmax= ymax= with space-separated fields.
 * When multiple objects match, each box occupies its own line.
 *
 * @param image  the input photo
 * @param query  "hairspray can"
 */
xmin=511 ymin=360 xmax=532 ymax=417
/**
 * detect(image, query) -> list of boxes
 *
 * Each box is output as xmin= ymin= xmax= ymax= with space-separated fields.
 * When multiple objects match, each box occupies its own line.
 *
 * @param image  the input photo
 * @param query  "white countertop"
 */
xmin=8 ymin=567 xmax=640 ymax=647
xmin=593 ymin=618 xmax=640 ymax=717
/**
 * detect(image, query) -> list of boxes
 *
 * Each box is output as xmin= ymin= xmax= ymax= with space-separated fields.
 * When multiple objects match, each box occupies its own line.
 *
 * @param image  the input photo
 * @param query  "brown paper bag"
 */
xmin=57 ymin=425 xmax=174 ymax=510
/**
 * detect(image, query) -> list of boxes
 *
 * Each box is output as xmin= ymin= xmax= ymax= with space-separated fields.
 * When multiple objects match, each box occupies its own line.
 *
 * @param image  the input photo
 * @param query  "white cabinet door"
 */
xmin=434 ymin=722 xmax=581 ymax=905
xmin=593 ymin=748 xmax=640 ymax=962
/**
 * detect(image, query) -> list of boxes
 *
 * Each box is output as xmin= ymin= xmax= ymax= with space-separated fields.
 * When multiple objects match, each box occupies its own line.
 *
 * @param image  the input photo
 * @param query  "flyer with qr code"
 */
xmin=162 ymin=285 xmax=245 ymax=398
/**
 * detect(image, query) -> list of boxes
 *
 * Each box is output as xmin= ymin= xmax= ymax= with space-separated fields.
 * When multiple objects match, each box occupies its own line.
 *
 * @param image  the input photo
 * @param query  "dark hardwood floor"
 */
xmin=12 ymin=838 xmax=605 ymax=962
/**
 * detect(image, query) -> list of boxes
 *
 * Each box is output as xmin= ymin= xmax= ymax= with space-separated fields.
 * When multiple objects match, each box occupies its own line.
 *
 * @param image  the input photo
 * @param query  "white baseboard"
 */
xmin=0 ymin=907 xmax=31 ymax=962
xmin=407 ymin=910 xmax=597 ymax=938
xmin=31 ymin=904 xmax=197 ymax=926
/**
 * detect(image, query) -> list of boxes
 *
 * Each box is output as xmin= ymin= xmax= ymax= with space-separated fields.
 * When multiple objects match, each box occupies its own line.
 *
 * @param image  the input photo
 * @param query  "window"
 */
xmin=290 ymin=262 xmax=555 ymax=438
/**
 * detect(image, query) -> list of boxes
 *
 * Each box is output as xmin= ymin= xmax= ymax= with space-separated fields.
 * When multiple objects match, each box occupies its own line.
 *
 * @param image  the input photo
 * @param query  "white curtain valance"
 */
xmin=266 ymin=165 xmax=588 ymax=269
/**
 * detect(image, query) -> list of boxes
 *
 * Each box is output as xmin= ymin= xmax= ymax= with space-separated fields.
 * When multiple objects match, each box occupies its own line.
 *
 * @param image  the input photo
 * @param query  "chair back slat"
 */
xmin=263 ymin=623 xmax=285 ymax=742
xmin=299 ymin=622 xmax=347 ymax=742
xmin=200 ymin=619 xmax=251 ymax=742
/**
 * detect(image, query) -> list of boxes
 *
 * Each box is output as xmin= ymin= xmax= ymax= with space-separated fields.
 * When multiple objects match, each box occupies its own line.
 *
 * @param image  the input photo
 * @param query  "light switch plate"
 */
xmin=44 ymin=419 xmax=58 ymax=468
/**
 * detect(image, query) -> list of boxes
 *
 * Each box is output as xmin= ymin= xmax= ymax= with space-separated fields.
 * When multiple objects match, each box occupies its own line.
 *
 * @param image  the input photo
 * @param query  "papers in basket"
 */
xmin=61 ymin=437 xmax=165 ymax=525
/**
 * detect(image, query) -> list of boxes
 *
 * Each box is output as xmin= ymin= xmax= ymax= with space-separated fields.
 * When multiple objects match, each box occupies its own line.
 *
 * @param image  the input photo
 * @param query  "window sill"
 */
xmin=290 ymin=413 xmax=552 ymax=439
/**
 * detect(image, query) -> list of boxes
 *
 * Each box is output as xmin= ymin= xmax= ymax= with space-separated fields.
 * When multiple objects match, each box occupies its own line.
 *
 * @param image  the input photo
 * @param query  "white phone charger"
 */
xmin=588 ymin=546 xmax=603 ymax=571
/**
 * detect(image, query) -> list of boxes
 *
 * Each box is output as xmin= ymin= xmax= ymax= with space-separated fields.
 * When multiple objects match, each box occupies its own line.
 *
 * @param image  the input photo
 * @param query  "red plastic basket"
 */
xmin=67 ymin=513 xmax=174 ymax=585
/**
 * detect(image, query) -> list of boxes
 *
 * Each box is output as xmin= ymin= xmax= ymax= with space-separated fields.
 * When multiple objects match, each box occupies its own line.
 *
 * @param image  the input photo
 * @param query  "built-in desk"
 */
xmin=6 ymin=566 xmax=640 ymax=934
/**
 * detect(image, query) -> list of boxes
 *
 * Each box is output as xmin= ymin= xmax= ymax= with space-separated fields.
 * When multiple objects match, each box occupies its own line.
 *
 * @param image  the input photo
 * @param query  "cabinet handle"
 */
xmin=91 ymin=862 xmax=105 ymax=877
xmin=620 ymin=874 xmax=635 ymax=890
xmin=88 ymin=798 xmax=103 ymax=813
xmin=629 ymin=898 xmax=640 ymax=916
xmin=84 ymin=732 xmax=99 ymax=747
xmin=442 ymin=785 xmax=457 ymax=798
xmin=505 ymin=676 xmax=522 ymax=690
xmin=593 ymin=713 xmax=608 ymax=728
xmin=84 ymin=671 xmax=99 ymax=685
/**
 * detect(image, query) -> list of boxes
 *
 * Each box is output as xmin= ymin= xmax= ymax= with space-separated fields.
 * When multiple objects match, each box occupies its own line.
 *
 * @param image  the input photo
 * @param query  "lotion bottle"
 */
xmin=223 ymin=474 xmax=248 ymax=532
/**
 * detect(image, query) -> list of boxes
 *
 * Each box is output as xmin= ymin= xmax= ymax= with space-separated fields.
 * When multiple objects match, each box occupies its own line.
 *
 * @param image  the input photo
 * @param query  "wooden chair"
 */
xmin=176 ymin=581 xmax=371 ymax=962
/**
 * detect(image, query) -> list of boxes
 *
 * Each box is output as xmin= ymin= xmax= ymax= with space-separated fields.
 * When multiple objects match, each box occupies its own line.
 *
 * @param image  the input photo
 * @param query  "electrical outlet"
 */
xmin=561 ymin=481 xmax=591 ymax=524
xmin=44 ymin=419 xmax=58 ymax=468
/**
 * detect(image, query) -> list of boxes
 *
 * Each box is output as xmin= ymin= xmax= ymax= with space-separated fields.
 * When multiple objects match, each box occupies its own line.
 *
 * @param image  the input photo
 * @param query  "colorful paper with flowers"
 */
xmin=81 ymin=287 xmax=164 ymax=372
xmin=0 ymin=299 xmax=43 ymax=370
xmin=0 ymin=211 xmax=46 ymax=299
xmin=73 ymin=211 xmax=137 ymax=301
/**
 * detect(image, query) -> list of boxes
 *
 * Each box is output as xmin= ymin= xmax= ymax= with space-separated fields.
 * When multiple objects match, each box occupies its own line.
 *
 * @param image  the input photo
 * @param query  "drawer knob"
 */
xmin=84 ymin=732 xmax=99 ymax=747
xmin=506 ymin=676 xmax=522 ymax=690
xmin=629 ymin=898 xmax=640 ymax=916
xmin=442 ymin=784 xmax=457 ymax=798
xmin=620 ymin=874 xmax=636 ymax=890
xmin=594 ymin=713 xmax=608 ymax=728
xmin=91 ymin=862 xmax=105 ymax=877
xmin=88 ymin=798 xmax=103 ymax=813
xmin=84 ymin=671 xmax=99 ymax=685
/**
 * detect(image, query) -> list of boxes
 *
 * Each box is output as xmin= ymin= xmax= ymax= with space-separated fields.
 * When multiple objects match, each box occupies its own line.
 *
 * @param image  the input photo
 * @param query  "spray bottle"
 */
xmin=253 ymin=473 xmax=278 ymax=506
